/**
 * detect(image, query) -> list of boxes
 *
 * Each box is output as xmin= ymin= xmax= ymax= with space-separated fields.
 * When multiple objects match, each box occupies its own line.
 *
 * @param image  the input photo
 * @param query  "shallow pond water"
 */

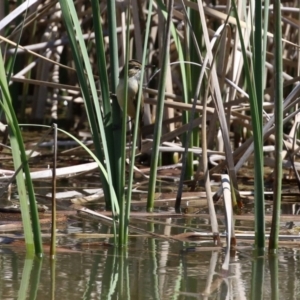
xmin=1 ymin=236 xmax=300 ymax=299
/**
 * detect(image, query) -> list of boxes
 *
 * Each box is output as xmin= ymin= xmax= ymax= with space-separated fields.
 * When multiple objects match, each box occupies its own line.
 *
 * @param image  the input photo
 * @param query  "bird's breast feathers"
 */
xmin=116 ymin=77 xmax=141 ymax=118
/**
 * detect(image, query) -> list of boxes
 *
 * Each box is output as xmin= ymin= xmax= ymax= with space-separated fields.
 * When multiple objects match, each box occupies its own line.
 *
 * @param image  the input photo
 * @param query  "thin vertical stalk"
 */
xmin=91 ymin=0 xmax=119 ymax=206
xmin=269 ymin=0 xmax=283 ymax=252
xmin=232 ymin=0 xmax=265 ymax=255
xmin=254 ymin=1 xmax=263 ymax=130
xmin=203 ymin=76 xmax=219 ymax=236
xmin=147 ymin=0 xmax=174 ymax=211
xmin=107 ymin=0 xmax=119 ymax=91
xmin=155 ymin=0 xmax=193 ymax=211
xmin=119 ymin=6 xmax=131 ymax=247
xmin=50 ymin=123 xmax=57 ymax=259
xmin=183 ymin=7 xmax=194 ymax=180
xmin=253 ymin=0 xmax=265 ymax=254
xmin=189 ymin=4 xmax=201 ymax=152
xmin=106 ymin=0 xmax=123 ymax=201
xmin=125 ymin=1 xmax=153 ymax=240
xmin=262 ymin=0 xmax=270 ymax=83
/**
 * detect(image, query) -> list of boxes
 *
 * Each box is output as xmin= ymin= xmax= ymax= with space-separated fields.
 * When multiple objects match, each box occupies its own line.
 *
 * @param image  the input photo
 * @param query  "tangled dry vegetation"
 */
xmin=1 ymin=1 xmax=300 ymax=189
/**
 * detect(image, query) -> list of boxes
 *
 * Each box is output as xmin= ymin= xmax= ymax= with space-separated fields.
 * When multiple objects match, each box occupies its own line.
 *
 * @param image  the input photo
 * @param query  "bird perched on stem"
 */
xmin=116 ymin=59 xmax=148 ymax=149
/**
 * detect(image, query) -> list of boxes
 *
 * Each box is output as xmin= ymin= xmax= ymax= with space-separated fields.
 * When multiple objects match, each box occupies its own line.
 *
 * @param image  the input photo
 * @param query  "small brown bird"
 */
xmin=116 ymin=60 xmax=145 ymax=149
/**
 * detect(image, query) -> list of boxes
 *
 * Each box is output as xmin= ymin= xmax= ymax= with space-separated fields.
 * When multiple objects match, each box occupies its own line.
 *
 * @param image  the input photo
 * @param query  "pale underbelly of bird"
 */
xmin=116 ymin=78 xmax=141 ymax=119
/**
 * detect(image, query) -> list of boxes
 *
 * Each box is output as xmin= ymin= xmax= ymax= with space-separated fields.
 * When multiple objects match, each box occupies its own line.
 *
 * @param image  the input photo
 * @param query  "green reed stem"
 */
xmin=147 ymin=0 xmax=174 ymax=211
xmin=232 ymin=0 xmax=265 ymax=255
xmin=269 ymin=0 xmax=283 ymax=252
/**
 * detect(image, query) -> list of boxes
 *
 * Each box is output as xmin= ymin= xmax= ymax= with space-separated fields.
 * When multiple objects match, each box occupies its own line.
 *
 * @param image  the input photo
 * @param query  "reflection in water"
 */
xmin=0 ymin=240 xmax=300 ymax=299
